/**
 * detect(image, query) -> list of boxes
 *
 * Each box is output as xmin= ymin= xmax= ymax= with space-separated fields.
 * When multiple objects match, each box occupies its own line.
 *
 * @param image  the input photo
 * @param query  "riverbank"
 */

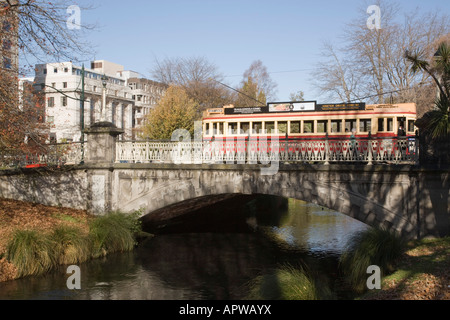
xmin=0 ymin=198 xmax=448 ymax=300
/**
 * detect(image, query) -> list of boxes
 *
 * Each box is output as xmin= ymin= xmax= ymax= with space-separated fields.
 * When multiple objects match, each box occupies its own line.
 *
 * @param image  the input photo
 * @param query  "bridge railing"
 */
xmin=0 ymin=142 xmax=87 ymax=169
xmin=115 ymin=136 xmax=419 ymax=165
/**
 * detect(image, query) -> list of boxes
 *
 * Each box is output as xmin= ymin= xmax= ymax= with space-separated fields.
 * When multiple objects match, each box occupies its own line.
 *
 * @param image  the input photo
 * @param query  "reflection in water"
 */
xmin=0 ymin=196 xmax=367 ymax=300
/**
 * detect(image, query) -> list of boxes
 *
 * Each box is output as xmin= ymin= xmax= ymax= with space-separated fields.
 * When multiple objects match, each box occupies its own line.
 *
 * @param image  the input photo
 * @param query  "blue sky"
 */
xmin=71 ymin=0 xmax=449 ymax=102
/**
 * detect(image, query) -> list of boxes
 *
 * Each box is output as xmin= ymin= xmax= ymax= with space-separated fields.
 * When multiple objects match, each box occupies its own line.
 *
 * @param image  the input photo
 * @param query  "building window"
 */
xmin=3 ymin=39 xmax=12 ymax=50
xmin=54 ymin=68 xmax=58 ymax=73
xmin=3 ymin=57 xmax=11 ymax=70
xmin=64 ymin=67 xmax=69 ymax=73
xmin=61 ymin=96 xmax=67 ymax=107
xmin=63 ymin=82 xmax=68 ymax=88
xmin=48 ymin=97 xmax=55 ymax=107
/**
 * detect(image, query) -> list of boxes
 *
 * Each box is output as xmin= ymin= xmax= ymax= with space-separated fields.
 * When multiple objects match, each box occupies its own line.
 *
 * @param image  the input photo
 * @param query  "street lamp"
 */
xmin=101 ymin=74 xmax=108 ymax=122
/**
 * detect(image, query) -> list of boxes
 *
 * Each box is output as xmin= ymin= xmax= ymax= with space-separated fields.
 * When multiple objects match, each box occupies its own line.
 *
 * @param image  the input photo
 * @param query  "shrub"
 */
xmin=246 ymin=264 xmax=334 ymax=300
xmin=339 ymin=227 xmax=407 ymax=292
xmin=89 ymin=211 xmax=142 ymax=258
xmin=6 ymin=230 xmax=57 ymax=277
xmin=50 ymin=225 xmax=91 ymax=265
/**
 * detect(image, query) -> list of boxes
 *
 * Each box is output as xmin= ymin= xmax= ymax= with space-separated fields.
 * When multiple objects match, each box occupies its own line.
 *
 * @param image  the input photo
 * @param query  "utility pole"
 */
xmin=80 ymin=64 xmax=85 ymax=164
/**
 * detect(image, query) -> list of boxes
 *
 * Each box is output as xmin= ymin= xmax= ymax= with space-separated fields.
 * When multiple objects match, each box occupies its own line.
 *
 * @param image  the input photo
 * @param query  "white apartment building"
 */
xmin=32 ymin=60 xmax=167 ymax=143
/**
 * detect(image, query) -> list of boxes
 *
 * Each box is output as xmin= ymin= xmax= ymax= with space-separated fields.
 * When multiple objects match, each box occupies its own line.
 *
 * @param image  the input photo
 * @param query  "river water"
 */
xmin=0 ymin=195 xmax=367 ymax=300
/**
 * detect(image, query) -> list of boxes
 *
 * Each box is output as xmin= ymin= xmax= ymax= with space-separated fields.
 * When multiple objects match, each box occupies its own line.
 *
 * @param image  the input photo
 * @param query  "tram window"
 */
xmin=408 ymin=120 xmax=415 ymax=132
xmin=387 ymin=118 xmax=394 ymax=131
xmin=265 ymin=121 xmax=275 ymax=133
xmin=317 ymin=120 xmax=328 ymax=133
xmin=290 ymin=121 xmax=301 ymax=134
xmin=345 ymin=120 xmax=356 ymax=132
xmin=331 ymin=120 xmax=342 ymax=133
xmin=378 ymin=118 xmax=385 ymax=132
xmin=397 ymin=117 xmax=406 ymax=130
xmin=214 ymin=123 xmax=224 ymax=135
xmin=252 ymin=122 xmax=262 ymax=134
xmin=278 ymin=121 xmax=288 ymax=134
xmin=228 ymin=122 xmax=238 ymax=134
xmin=360 ymin=119 xmax=372 ymax=132
xmin=241 ymin=122 xmax=250 ymax=134
xmin=205 ymin=123 xmax=211 ymax=135
xmin=304 ymin=121 xmax=314 ymax=133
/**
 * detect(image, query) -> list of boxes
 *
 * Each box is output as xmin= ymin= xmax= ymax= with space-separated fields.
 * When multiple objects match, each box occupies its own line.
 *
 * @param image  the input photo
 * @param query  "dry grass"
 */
xmin=0 ymin=198 xmax=92 ymax=282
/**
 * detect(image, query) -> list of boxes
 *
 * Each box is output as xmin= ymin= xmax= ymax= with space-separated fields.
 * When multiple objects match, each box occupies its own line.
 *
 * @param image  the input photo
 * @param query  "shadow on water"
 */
xmin=0 ymin=195 xmax=367 ymax=300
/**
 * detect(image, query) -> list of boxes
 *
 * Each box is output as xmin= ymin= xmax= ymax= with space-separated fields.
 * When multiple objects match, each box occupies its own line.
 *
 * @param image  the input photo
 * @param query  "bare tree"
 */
xmin=151 ymin=56 xmax=233 ymax=111
xmin=1 ymin=0 xmax=95 ymax=73
xmin=313 ymin=0 xmax=450 ymax=113
xmin=0 ymin=0 xmax=95 ymax=160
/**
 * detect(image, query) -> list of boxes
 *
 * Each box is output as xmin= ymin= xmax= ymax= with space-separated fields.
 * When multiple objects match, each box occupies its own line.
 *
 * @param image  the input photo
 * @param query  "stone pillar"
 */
xmin=84 ymin=122 xmax=124 ymax=164
xmin=83 ymin=122 xmax=124 ymax=215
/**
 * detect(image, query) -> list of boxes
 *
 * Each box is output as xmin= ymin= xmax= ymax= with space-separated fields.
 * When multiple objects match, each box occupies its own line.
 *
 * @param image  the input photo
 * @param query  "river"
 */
xmin=0 ymin=195 xmax=368 ymax=300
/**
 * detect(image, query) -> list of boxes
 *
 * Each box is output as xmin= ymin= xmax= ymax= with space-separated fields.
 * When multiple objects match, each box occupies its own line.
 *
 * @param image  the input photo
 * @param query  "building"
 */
xmin=32 ymin=60 xmax=167 ymax=143
xmin=0 ymin=0 xmax=19 ymax=74
xmin=127 ymin=77 xmax=168 ymax=127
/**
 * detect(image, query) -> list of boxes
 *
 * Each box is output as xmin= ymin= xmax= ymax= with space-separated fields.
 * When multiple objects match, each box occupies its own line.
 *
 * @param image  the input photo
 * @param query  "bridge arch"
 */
xmin=111 ymin=165 xmax=417 ymax=238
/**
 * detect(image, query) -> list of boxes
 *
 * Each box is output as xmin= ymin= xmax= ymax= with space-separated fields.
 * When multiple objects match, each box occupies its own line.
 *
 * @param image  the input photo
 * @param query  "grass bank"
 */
xmin=0 ymin=198 xmax=150 ymax=282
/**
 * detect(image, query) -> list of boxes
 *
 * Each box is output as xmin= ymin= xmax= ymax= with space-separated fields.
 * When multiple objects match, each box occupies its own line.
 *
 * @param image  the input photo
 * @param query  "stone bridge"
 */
xmin=0 ymin=123 xmax=448 ymax=240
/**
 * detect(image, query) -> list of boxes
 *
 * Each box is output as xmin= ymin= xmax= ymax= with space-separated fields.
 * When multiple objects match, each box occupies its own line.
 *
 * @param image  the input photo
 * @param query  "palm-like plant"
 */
xmin=405 ymin=42 xmax=450 ymax=140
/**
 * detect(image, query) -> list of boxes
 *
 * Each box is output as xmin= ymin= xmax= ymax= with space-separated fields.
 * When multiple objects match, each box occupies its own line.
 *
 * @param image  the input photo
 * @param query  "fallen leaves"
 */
xmin=0 ymin=197 xmax=92 ymax=282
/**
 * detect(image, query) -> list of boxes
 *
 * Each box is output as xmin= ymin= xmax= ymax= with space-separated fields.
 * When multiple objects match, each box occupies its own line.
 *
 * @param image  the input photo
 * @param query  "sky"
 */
xmin=57 ymin=0 xmax=450 ymax=102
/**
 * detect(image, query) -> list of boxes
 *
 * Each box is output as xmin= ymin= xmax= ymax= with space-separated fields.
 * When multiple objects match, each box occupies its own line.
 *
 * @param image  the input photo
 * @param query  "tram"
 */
xmin=202 ymin=101 xmax=417 ymax=140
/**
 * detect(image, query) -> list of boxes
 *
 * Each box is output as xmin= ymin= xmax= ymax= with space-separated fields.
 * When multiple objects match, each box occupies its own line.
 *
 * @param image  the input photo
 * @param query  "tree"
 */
xmin=405 ymin=40 xmax=450 ymax=140
xmin=139 ymin=86 xmax=199 ymax=140
xmin=313 ymin=0 xmax=449 ymax=114
xmin=289 ymin=90 xmax=305 ymax=102
xmin=151 ymin=56 xmax=233 ymax=112
xmin=0 ymin=0 xmax=94 ymax=162
xmin=4 ymin=0 xmax=94 ymax=70
xmin=233 ymin=60 xmax=277 ymax=107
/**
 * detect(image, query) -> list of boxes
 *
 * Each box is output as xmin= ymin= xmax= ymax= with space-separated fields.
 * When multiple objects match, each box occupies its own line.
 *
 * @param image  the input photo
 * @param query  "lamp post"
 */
xmin=101 ymin=74 xmax=108 ymax=122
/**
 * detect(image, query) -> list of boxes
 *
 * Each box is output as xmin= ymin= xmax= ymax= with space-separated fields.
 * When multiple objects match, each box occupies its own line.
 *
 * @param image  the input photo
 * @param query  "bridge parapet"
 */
xmin=115 ymin=136 xmax=419 ymax=166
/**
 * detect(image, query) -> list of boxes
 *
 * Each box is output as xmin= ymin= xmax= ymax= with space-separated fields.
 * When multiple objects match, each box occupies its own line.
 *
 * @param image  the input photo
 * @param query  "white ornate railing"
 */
xmin=115 ymin=137 xmax=419 ymax=165
xmin=1 ymin=142 xmax=87 ymax=168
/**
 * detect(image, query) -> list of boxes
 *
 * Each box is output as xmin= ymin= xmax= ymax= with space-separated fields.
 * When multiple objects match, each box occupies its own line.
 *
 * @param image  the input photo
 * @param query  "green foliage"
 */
xmin=6 ymin=230 xmax=57 ymax=277
xmin=339 ymin=227 xmax=407 ymax=292
xmin=50 ymin=225 xmax=91 ymax=265
xmin=246 ymin=264 xmax=334 ymax=300
xmin=89 ymin=211 xmax=142 ymax=258
xmin=5 ymin=210 xmax=145 ymax=278
xmin=139 ymin=85 xmax=199 ymax=140
xmin=406 ymin=41 xmax=450 ymax=141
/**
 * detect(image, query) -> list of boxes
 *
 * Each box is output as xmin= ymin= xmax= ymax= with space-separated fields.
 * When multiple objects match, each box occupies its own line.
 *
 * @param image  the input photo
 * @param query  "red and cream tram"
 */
xmin=202 ymin=101 xmax=417 ymax=140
